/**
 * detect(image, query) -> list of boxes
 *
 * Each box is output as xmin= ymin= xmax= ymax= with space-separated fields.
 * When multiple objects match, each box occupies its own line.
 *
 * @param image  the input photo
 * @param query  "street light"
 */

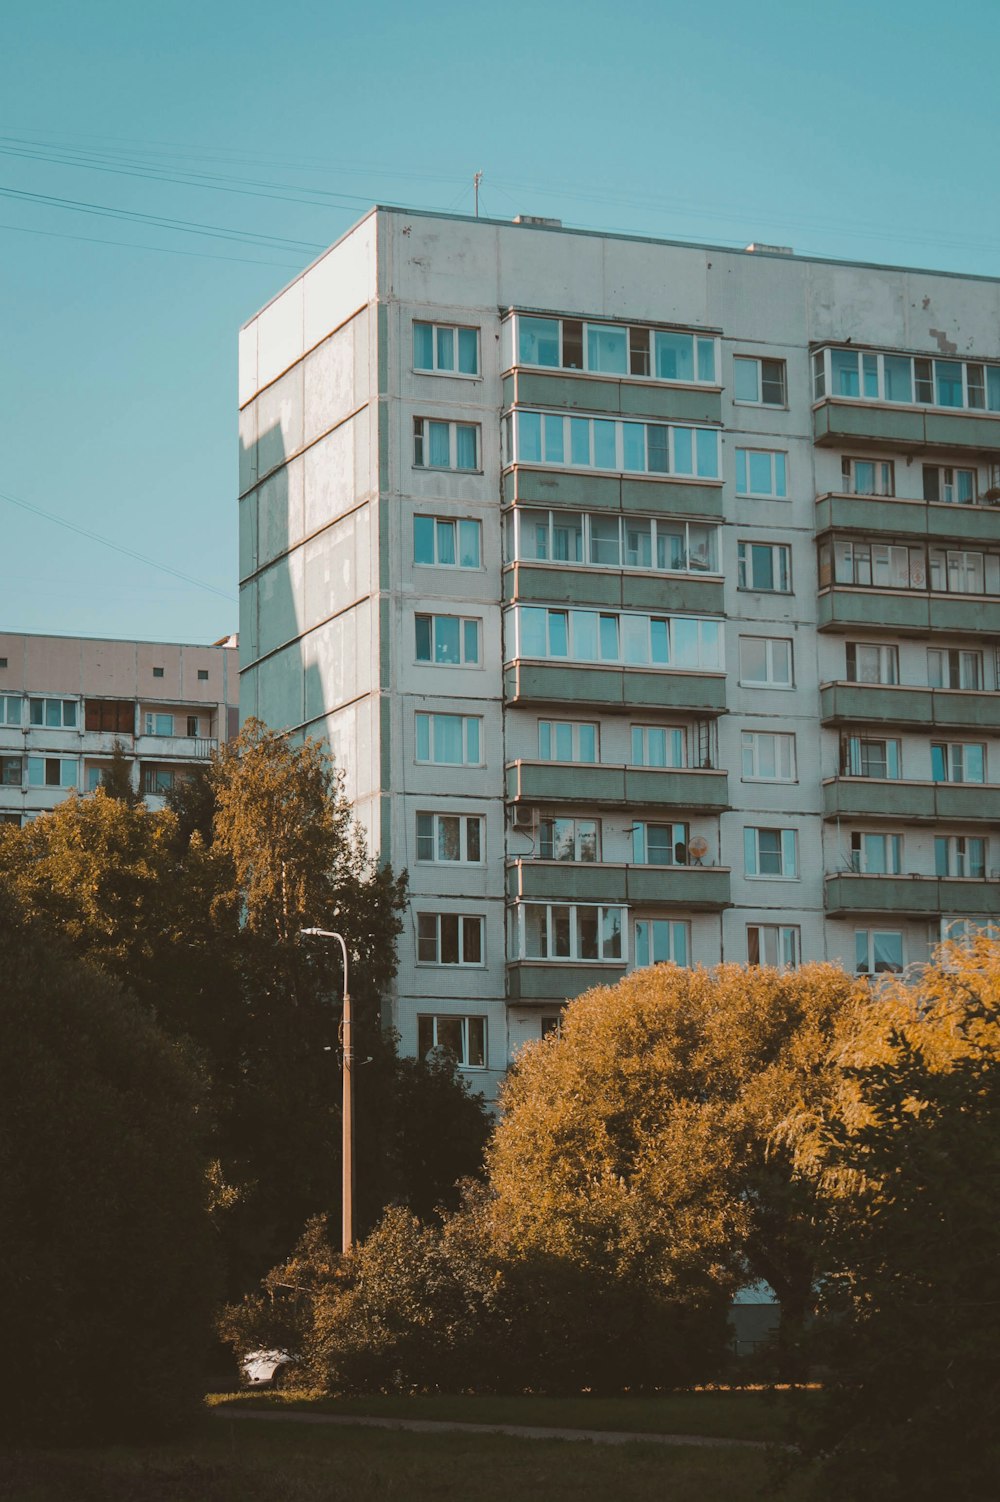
xmin=300 ymin=927 xmax=353 ymax=1254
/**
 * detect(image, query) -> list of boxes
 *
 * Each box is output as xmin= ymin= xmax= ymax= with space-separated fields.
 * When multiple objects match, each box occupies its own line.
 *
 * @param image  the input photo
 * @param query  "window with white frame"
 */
xmin=415 ymin=813 xmax=483 ymax=864
xmin=739 ymin=636 xmax=793 ymax=687
xmin=509 ymin=606 xmax=723 ymax=670
xmin=413 ymin=516 xmax=482 ymax=568
xmin=814 ymin=346 xmax=1000 ymax=412
xmin=416 ymin=913 xmax=484 ymax=966
xmin=631 ymin=724 xmax=686 ymax=769
xmin=741 ymin=730 xmax=796 ymax=781
xmin=735 ymin=447 xmax=787 ymax=499
xmin=143 ymin=767 xmax=176 ymax=796
xmin=846 ymin=642 xmax=899 ymax=685
xmin=538 ymin=816 xmax=600 ymax=862
xmin=744 ymin=827 xmax=798 ymax=878
xmin=1 ymin=755 xmax=22 ymax=786
xmin=737 ymin=541 xmax=791 ymax=592
xmin=931 ymin=741 xmax=986 ymax=784
xmin=29 ymin=698 xmax=77 ymax=729
xmin=508 ymin=409 xmax=720 ymax=479
xmin=855 ymin=928 xmax=904 ymax=974
xmin=27 ymin=756 xmax=77 ymax=789
xmin=733 ymin=355 xmax=787 ymax=406
xmin=510 ymin=509 xmax=720 ymax=574
xmin=0 ymin=696 xmax=22 ymax=726
xmin=822 ymin=539 xmax=926 ymax=590
xmin=841 ymin=457 xmax=894 ymax=496
xmin=927 ymin=648 xmax=983 ymax=690
xmin=537 ymin=719 xmax=598 ymax=762
xmin=940 ymin=916 xmax=1000 ymax=944
xmin=923 ymin=465 xmax=977 ymax=505
xmin=415 ymin=713 xmax=482 ymax=765
xmin=417 ymin=1013 xmax=486 ymax=1068
xmin=415 ymin=614 xmax=480 ymax=666
xmin=928 ymin=548 xmax=1000 ymax=595
xmin=413 ymin=418 xmax=480 ymax=471
xmin=840 ymin=734 xmax=901 ymax=779
xmin=634 ymin=919 xmax=689 ymax=967
xmin=935 ymin=835 xmax=987 ymax=878
xmin=850 ymin=831 xmax=903 ymax=875
xmin=412 ymin=321 xmax=479 ymax=376
xmin=144 ymin=713 xmax=174 ymax=736
xmin=514 ymin=314 xmax=719 ymax=384
xmin=516 ymin=903 xmax=626 ymax=961
xmin=631 ymin=821 xmax=688 ymax=865
xmin=747 ymin=924 xmax=800 ymax=969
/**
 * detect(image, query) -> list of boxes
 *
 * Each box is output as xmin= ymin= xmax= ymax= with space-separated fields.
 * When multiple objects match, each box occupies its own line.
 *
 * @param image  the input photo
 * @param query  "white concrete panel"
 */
xmin=257 ymin=459 xmax=304 ymax=570
xmin=257 ymin=548 xmax=303 ymax=659
xmin=602 ymin=238 xmax=710 ymax=326
xmin=256 ymin=279 xmax=304 ymax=392
xmin=238 ymin=402 xmax=257 ymax=496
xmin=256 ymin=364 xmax=303 ymax=480
xmin=303 ymin=511 xmax=365 ymax=632
xmin=303 ymin=213 xmax=376 ymax=350
xmin=238 ymin=494 xmax=257 ymax=580
xmin=238 ymin=320 xmax=258 ymax=409
xmin=902 ymin=274 xmax=1000 ymax=360
xmin=387 ymin=216 xmax=500 ymax=311
xmin=303 ymin=419 xmax=356 ymax=536
xmin=807 ymin=264 xmax=906 ymax=348
xmin=239 ymin=580 xmax=259 ymax=665
xmin=713 ymin=254 xmax=809 ymax=346
xmin=304 ymin=318 xmax=360 ymax=447
xmin=496 ymin=222 xmax=603 ymax=317
xmin=257 ymin=642 xmax=304 ymax=732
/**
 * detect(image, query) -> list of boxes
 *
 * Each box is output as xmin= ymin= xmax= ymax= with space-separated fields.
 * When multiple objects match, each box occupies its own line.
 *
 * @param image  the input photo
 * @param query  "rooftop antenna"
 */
xmin=474 ymin=169 xmax=483 ymax=218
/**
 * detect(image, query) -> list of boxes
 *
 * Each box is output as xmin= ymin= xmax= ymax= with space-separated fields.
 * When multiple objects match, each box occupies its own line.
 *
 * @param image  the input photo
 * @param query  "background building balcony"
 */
xmin=502 ymin=466 xmax=724 ymax=519
xmin=503 ymin=562 xmax=724 ymax=615
xmin=817 ymin=587 xmax=1000 ymax=635
xmin=503 ymin=369 xmax=723 ymax=425
xmin=506 ymin=960 xmax=625 ymax=1003
xmin=816 ymin=493 xmax=1000 ymax=546
xmin=503 ymin=661 xmax=726 ymax=713
xmin=813 ymin=398 xmax=1000 ymax=455
xmin=505 ymin=760 xmax=729 ymax=812
xmin=506 ymin=858 xmax=731 ymax=909
xmin=823 ymin=777 xmax=1000 ymax=822
xmin=825 ymin=872 xmax=1000 ymax=917
xmin=820 ymin=682 xmax=1000 ymax=732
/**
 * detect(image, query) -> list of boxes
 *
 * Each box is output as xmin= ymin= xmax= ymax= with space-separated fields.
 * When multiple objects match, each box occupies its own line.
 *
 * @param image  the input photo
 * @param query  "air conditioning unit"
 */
xmin=510 ymin=805 xmax=535 ymax=829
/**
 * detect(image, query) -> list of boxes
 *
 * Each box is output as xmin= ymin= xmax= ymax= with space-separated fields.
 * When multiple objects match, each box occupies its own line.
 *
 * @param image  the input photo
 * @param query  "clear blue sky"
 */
xmin=3 ymin=0 xmax=1000 ymax=644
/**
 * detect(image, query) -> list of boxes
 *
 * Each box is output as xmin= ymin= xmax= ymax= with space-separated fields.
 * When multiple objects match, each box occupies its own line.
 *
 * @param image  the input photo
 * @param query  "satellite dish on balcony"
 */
xmin=688 ymin=836 xmax=709 ymax=866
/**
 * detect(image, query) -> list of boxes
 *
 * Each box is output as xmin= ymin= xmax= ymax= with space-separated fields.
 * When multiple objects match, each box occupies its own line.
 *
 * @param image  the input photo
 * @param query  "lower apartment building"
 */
xmin=0 ymin=632 xmax=239 ymax=824
xmin=239 ymin=206 xmax=1000 ymax=1101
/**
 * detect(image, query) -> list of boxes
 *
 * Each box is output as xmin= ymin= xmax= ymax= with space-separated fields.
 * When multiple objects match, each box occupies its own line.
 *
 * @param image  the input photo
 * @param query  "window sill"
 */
xmin=414 ymin=467 xmax=484 ymax=477
xmin=412 ymin=368 xmax=481 ymax=382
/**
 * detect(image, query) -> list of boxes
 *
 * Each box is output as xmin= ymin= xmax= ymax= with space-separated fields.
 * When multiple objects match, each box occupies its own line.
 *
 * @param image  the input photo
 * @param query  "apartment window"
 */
xmin=735 ymin=448 xmax=787 ymax=498
xmin=515 ymin=314 xmax=718 ymax=384
xmin=632 ymin=822 xmax=688 ymax=865
xmin=540 ymin=1016 xmax=562 ymax=1039
xmin=186 ymin=716 xmax=200 ymax=737
xmin=143 ymin=767 xmax=175 ymax=795
xmin=27 ymin=757 xmax=76 ymax=789
xmin=417 ymin=1014 xmax=486 ymax=1068
xmin=855 ymin=929 xmax=904 ymax=975
xmin=414 ymin=516 xmax=482 ymax=568
xmin=815 ymin=346 xmax=1000 ymax=412
xmin=538 ymin=720 xmax=598 ymax=762
xmin=509 ymin=409 xmax=720 ymax=479
xmin=1 ymin=756 xmax=22 ymax=786
xmin=85 ymin=699 xmax=134 ymax=734
xmin=0 ymin=696 xmax=22 ymax=726
xmin=517 ymin=903 xmax=625 ymax=962
xmin=29 ymin=698 xmax=77 ymax=729
xmin=931 ymin=741 xmax=986 ymax=784
xmin=539 ymin=817 xmax=600 ymax=862
xmin=923 ymin=465 xmax=977 ymax=505
xmin=846 ymin=642 xmax=899 ymax=685
xmin=512 ymin=510 xmax=720 ymax=575
xmin=841 ymin=457 xmax=894 ymax=497
xmin=741 ymin=731 xmax=796 ymax=781
xmin=415 ymin=614 xmax=481 ymax=666
xmin=928 ymin=548 xmax=999 ymax=596
xmin=744 ymin=827 xmax=798 ymax=879
xmin=739 ymin=636 xmax=793 ymax=687
xmin=415 ymin=812 xmax=483 ymax=864
xmin=737 ymin=541 xmax=791 ymax=592
xmin=413 ymin=321 xmax=479 ymax=376
xmin=850 ymin=831 xmax=903 ymax=875
xmin=824 ymin=539 xmax=924 ymax=590
xmin=152 ymin=666 xmax=164 ymax=679
xmin=631 ymin=725 xmax=686 ymax=769
xmin=413 ymin=418 xmax=480 ymax=471
xmin=0 ymin=658 xmax=7 ymax=669
xmin=935 ymin=835 xmax=987 ymax=879
xmin=941 ymin=916 xmax=1000 ymax=945
xmin=144 ymin=713 xmax=174 ymax=736
xmin=747 ymin=924 xmax=800 ymax=969
xmin=928 ymin=649 xmax=983 ymax=690
xmin=733 ymin=355 xmax=787 ymax=406
xmin=0 ymin=812 xmax=20 ymax=827
xmin=197 ymin=669 xmax=209 ymax=681
xmin=415 ymin=713 xmax=482 ymax=765
xmin=634 ymin=919 xmax=689 ymax=967
xmin=416 ymin=913 xmax=484 ymax=966
xmin=841 ymin=735 xmax=901 ymax=779
xmin=511 ymin=606 xmax=723 ymax=670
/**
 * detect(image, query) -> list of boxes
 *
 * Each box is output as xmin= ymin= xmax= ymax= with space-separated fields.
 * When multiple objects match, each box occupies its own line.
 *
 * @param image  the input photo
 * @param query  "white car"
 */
xmin=241 ymin=1348 xmax=295 ymax=1387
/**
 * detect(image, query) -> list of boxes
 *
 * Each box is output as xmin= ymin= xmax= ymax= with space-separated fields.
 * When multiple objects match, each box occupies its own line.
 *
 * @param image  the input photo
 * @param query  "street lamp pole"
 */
xmin=300 ymin=927 xmax=353 ymax=1254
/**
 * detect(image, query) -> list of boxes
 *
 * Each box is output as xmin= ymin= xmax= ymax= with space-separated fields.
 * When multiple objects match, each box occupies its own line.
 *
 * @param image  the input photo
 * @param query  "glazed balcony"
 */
xmin=505 ymin=760 xmax=730 ymax=812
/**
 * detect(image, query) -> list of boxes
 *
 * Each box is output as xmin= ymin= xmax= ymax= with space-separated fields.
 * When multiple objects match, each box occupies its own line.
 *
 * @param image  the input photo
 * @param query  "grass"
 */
xmin=208 ymin=1385 xmax=807 ymax=1443
xmin=0 ymin=1412 xmax=815 ymax=1502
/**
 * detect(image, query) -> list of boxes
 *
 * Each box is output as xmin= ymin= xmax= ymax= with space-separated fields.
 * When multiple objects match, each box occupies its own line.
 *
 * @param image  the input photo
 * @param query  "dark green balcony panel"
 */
xmin=816 ymin=494 xmax=1000 ymax=547
xmin=928 ymin=596 xmax=1000 ymax=635
xmin=823 ymin=778 xmax=1000 ymax=822
xmin=506 ymin=962 xmax=625 ymax=1003
xmin=822 ymin=682 xmax=1000 ymax=732
xmin=507 ymin=861 xmax=731 ymax=910
xmin=620 ymin=478 xmax=724 ymax=518
xmin=623 ymin=573 xmax=725 ymax=615
xmin=505 ymin=467 xmax=723 ymax=518
xmin=503 ymin=662 xmax=727 ymax=714
xmin=626 ymin=865 xmax=731 ymax=908
xmin=618 ymin=384 xmax=722 ymax=424
xmin=505 ymin=760 xmax=729 ymax=812
xmin=504 ymin=563 xmax=723 ymax=614
xmin=505 ymin=369 xmax=723 ymax=425
xmin=825 ymin=874 xmax=1000 ymax=918
xmin=814 ymin=399 xmax=1000 ymax=454
xmin=818 ymin=588 xmax=932 ymax=634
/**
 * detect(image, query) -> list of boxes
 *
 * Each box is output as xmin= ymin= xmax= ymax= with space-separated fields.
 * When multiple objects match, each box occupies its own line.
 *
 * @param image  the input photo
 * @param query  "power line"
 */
xmin=0 ymin=219 xmax=303 ymax=268
xmin=0 ymin=487 xmax=236 ymax=603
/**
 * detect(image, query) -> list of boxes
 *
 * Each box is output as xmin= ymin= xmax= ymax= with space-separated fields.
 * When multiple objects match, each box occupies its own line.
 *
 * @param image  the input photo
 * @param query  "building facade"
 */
xmin=0 ymin=632 xmax=239 ymax=823
xmin=239 ymin=208 xmax=1000 ymax=1099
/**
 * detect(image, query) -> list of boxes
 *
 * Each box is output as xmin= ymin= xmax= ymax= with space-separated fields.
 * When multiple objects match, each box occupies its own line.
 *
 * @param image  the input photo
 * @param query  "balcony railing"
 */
xmin=825 ymin=872 xmax=1000 ymax=917
xmin=505 ymin=760 xmax=729 ymax=811
xmin=506 ymin=859 xmax=732 ymax=910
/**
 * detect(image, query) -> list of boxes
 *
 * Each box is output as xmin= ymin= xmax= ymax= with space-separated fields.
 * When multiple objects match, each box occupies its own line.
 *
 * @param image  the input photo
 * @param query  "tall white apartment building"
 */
xmin=0 ymin=631 xmax=239 ymax=824
xmin=239 ymin=208 xmax=1000 ymax=1099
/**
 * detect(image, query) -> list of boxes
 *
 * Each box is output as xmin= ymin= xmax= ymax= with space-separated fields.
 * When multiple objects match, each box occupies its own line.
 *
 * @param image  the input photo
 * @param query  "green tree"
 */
xmin=0 ymin=887 xmax=217 ymax=1444
xmin=99 ymin=737 xmax=141 ymax=806
xmin=783 ymin=942 xmax=1000 ymax=1501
